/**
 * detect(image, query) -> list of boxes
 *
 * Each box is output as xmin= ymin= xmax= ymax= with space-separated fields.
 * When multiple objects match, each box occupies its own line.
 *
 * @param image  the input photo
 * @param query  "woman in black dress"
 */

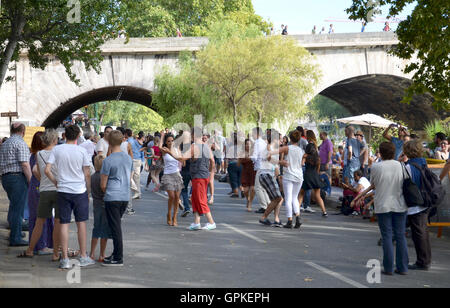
xmin=298 ymin=143 xmax=328 ymax=217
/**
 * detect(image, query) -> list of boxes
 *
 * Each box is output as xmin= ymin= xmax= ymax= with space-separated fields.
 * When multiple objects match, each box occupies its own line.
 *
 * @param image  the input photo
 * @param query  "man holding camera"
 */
xmin=383 ymin=124 xmax=410 ymax=160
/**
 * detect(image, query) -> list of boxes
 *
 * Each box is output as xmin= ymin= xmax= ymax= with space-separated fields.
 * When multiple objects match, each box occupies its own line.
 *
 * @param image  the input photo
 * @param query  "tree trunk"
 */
xmin=0 ymin=14 xmax=26 ymax=90
xmin=98 ymin=102 xmax=108 ymax=128
xmin=257 ymin=111 xmax=262 ymax=127
xmin=232 ymin=102 xmax=239 ymax=131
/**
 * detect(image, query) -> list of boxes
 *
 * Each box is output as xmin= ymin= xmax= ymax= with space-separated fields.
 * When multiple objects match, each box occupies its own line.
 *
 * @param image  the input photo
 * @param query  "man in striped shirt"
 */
xmin=0 ymin=123 xmax=32 ymax=246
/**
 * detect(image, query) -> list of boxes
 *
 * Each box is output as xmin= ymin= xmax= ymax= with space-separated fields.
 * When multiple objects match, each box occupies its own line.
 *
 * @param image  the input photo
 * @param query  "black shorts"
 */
xmin=57 ymin=191 xmax=89 ymax=224
xmin=259 ymin=173 xmax=282 ymax=201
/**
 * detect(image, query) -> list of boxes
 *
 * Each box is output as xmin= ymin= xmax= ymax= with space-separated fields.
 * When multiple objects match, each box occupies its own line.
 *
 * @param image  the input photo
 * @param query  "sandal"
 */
xmin=17 ymin=251 xmax=34 ymax=258
xmin=36 ymin=248 xmax=54 ymax=256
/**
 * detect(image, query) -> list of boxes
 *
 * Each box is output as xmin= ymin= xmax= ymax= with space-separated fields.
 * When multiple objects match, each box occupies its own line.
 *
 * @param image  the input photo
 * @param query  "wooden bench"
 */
xmin=427 ymin=223 xmax=450 ymax=238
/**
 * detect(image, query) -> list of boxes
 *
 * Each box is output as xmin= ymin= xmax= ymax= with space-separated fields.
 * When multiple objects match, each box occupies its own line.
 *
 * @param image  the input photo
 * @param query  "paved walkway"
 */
xmin=1 ymin=174 xmax=450 ymax=288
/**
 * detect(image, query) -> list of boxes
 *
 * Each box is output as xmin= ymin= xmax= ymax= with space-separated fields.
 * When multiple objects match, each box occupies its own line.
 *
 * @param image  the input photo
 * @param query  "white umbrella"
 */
xmin=336 ymin=113 xmax=399 ymax=142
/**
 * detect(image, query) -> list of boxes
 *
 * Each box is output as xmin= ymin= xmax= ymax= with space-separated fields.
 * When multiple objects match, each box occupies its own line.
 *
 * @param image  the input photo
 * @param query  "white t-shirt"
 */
xmin=120 ymin=141 xmax=129 ymax=155
xmin=284 ymin=145 xmax=304 ymax=183
xmin=213 ymin=135 xmax=225 ymax=159
xmin=79 ymin=139 xmax=95 ymax=158
xmin=48 ymin=144 xmax=91 ymax=194
xmin=370 ymin=160 xmax=408 ymax=214
xmin=95 ymin=138 xmax=109 ymax=155
xmin=356 ymin=177 xmax=371 ymax=191
xmin=163 ymin=149 xmax=180 ymax=174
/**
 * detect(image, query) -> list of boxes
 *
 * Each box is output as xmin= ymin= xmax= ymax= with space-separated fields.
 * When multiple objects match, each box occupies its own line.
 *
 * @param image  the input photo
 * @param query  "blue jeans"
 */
xmin=302 ymin=190 xmax=311 ymax=208
xmin=377 ymin=212 xmax=409 ymax=273
xmin=181 ymin=172 xmax=191 ymax=211
xmin=227 ymin=161 xmax=242 ymax=191
xmin=344 ymin=158 xmax=360 ymax=183
xmin=2 ymin=173 xmax=28 ymax=244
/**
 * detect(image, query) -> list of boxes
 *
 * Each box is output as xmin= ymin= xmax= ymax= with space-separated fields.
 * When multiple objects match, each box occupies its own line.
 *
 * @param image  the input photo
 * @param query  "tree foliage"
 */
xmin=0 ymin=0 xmax=123 ymax=90
xmin=87 ymin=101 xmax=165 ymax=133
xmin=152 ymin=51 xmax=229 ymax=127
xmin=153 ymin=21 xmax=320 ymax=130
xmin=308 ymin=95 xmax=352 ymax=122
xmin=121 ymin=0 xmax=271 ymax=38
xmin=346 ymin=0 xmax=449 ymax=111
xmin=196 ymin=32 xmax=320 ymax=128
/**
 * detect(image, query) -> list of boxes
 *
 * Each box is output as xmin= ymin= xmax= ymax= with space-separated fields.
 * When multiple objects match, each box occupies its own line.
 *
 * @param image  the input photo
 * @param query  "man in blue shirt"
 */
xmin=101 ymin=130 xmax=133 ymax=266
xmin=126 ymin=129 xmax=143 ymax=199
xmin=383 ymin=124 xmax=410 ymax=160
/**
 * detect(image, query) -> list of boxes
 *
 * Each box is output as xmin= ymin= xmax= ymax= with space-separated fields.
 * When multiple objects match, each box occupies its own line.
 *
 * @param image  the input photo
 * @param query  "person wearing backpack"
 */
xmin=352 ymin=142 xmax=409 ymax=275
xmin=403 ymin=141 xmax=432 ymax=270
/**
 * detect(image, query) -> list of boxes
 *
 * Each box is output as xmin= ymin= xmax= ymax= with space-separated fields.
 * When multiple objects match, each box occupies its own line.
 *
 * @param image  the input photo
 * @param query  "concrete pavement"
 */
xmin=1 ymin=174 xmax=450 ymax=288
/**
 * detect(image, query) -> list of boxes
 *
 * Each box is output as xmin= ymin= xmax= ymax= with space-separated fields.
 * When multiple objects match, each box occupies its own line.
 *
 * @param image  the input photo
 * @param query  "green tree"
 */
xmin=122 ymin=0 xmax=270 ymax=38
xmin=152 ymin=52 xmax=229 ymax=127
xmin=0 ymin=0 xmax=123 ymax=90
xmin=308 ymin=95 xmax=352 ymax=123
xmin=196 ymin=33 xmax=320 ymax=129
xmin=88 ymin=101 xmax=165 ymax=133
xmin=121 ymin=3 xmax=177 ymax=37
xmin=346 ymin=0 xmax=450 ymax=111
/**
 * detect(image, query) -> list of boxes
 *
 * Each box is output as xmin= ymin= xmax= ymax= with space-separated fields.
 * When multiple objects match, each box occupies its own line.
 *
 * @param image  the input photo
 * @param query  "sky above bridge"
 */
xmin=253 ymin=0 xmax=417 ymax=34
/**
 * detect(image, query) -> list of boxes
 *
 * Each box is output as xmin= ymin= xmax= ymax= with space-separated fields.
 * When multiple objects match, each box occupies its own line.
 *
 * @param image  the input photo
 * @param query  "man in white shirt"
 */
xmin=45 ymin=125 xmax=95 ymax=269
xmin=79 ymin=129 xmax=96 ymax=159
xmin=251 ymin=127 xmax=271 ymax=214
xmin=95 ymin=126 xmax=113 ymax=156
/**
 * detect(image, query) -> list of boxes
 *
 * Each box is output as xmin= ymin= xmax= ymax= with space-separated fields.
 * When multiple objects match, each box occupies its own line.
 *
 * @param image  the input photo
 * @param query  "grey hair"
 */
xmin=83 ymin=129 xmax=93 ymax=140
xmin=42 ymin=128 xmax=58 ymax=146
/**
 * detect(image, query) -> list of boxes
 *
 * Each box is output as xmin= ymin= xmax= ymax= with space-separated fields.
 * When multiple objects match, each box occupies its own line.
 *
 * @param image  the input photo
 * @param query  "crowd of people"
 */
xmin=0 ymin=121 xmax=448 ymax=275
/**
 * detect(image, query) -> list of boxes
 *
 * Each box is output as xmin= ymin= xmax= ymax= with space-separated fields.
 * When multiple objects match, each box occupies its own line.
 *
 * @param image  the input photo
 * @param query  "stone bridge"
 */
xmin=0 ymin=32 xmax=441 ymax=136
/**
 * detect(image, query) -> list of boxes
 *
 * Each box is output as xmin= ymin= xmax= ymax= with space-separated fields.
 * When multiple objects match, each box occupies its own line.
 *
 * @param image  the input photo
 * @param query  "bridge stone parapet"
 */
xmin=0 ymin=32 xmax=441 ymax=136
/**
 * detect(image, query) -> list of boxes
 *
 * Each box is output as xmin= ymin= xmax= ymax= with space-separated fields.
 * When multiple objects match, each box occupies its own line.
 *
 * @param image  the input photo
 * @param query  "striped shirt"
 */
xmin=0 ymin=135 xmax=30 ymax=175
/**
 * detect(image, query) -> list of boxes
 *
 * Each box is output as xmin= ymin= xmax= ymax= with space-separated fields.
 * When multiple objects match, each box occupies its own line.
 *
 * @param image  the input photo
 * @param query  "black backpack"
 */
xmin=401 ymin=163 xmax=424 ymax=207
xmin=410 ymin=163 xmax=446 ymax=208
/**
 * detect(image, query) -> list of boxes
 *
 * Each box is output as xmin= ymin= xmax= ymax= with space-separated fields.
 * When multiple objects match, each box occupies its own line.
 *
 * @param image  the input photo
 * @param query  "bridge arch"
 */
xmin=42 ymin=86 xmax=153 ymax=128
xmin=313 ymin=74 xmax=440 ymax=130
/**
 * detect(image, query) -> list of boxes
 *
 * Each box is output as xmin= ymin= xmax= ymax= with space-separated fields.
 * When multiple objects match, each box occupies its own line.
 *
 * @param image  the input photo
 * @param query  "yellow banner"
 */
xmin=24 ymin=127 xmax=45 ymax=148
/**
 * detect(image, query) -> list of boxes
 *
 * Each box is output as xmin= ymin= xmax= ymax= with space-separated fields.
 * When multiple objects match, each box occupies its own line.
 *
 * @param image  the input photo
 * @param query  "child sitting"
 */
xmin=90 ymin=155 xmax=112 ymax=262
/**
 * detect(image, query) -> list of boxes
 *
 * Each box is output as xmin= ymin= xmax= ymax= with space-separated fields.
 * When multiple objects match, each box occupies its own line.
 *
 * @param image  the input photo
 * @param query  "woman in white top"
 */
xmin=18 ymin=129 xmax=61 ymax=260
xmin=258 ymin=130 xmax=284 ymax=227
xmin=272 ymin=130 xmax=304 ymax=228
xmin=353 ymin=142 xmax=409 ymax=275
xmin=160 ymin=133 xmax=184 ymax=226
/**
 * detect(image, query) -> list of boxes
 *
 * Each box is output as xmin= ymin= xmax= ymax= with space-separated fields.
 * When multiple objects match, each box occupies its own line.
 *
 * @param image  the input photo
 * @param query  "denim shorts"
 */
xmin=57 ymin=191 xmax=89 ymax=224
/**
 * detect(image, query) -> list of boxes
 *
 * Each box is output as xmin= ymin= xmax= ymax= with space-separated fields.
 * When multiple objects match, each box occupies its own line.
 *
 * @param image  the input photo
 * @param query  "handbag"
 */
xmin=401 ymin=162 xmax=424 ymax=207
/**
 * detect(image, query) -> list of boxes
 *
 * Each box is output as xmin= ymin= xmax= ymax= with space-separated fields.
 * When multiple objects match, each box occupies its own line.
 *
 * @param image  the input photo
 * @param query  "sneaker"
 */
xmin=351 ymin=211 xmax=359 ymax=216
xmin=202 ymin=223 xmax=217 ymax=230
xmin=181 ymin=210 xmax=191 ymax=217
xmin=272 ymin=221 xmax=283 ymax=228
xmin=408 ymin=263 xmax=430 ymax=271
xmin=102 ymin=259 xmax=124 ymax=267
xmin=259 ymin=218 xmax=272 ymax=226
xmin=304 ymin=207 xmax=315 ymax=213
xmin=79 ymin=256 xmax=95 ymax=267
xmin=59 ymin=258 xmax=71 ymax=270
xmin=188 ymin=223 xmax=201 ymax=231
xmin=300 ymin=207 xmax=305 ymax=212
xmin=104 ymin=255 xmax=113 ymax=262
xmin=127 ymin=209 xmax=136 ymax=216
xmin=322 ymin=212 xmax=328 ymax=218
